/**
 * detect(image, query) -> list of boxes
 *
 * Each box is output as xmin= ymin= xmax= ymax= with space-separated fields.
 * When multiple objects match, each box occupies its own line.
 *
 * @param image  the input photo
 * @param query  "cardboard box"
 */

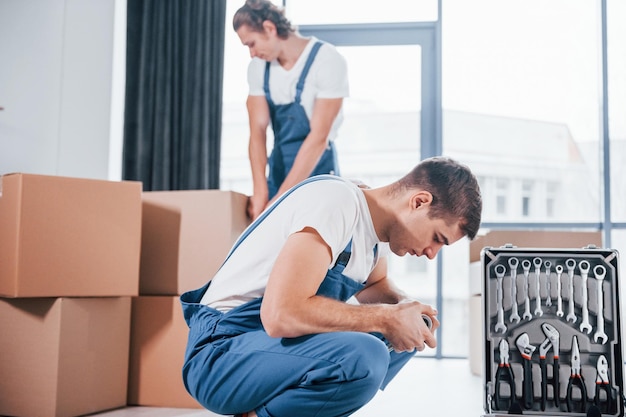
xmin=128 ymin=296 xmax=201 ymax=408
xmin=0 ymin=173 xmax=142 ymax=297
xmin=139 ymin=190 xmax=249 ymax=295
xmin=0 ymin=297 xmax=131 ymax=417
xmin=469 ymin=230 xmax=602 ymax=263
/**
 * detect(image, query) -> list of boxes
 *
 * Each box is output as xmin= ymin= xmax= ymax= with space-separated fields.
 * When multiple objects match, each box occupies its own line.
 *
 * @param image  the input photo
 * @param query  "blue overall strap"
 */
xmin=294 ymin=41 xmax=323 ymax=104
xmin=263 ymin=61 xmax=274 ymax=106
xmin=263 ymin=41 xmax=323 ymax=106
xmin=331 ymin=239 xmax=352 ymax=274
xmin=219 ymin=174 xmax=341 ymax=269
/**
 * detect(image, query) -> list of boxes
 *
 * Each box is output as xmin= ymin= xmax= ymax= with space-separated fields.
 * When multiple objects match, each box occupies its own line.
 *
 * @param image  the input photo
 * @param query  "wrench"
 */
xmin=494 ymin=264 xmax=507 ymax=333
xmin=544 ymin=261 xmax=552 ymax=306
xmin=516 ymin=333 xmax=537 ymax=410
xmin=593 ymin=265 xmax=608 ymax=344
xmin=566 ymin=258 xmax=577 ymax=323
xmin=508 ymin=257 xmax=520 ymax=323
xmin=579 ymin=260 xmax=592 ymax=334
xmin=522 ymin=259 xmax=532 ymax=320
xmin=555 ymin=264 xmax=564 ymax=317
xmin=533 ymin=257 xmax=543 ymax=316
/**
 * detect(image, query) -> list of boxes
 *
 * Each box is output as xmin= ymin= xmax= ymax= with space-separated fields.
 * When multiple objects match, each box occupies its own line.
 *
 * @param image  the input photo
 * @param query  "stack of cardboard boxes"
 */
xmin=0 ymin=172 xmax=250 ymax=416
xmin=127 ymin=189 xmax=250 ymax=408
xmin=0 ymin=173 xmax=143 ymax=417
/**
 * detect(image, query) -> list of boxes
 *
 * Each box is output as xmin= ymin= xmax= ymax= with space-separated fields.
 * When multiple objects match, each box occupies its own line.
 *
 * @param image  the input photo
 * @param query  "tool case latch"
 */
xmin=501 ymin=243 xmax=516 ymax=249
xmin=584 ymin=244 xmax=598 ymax=249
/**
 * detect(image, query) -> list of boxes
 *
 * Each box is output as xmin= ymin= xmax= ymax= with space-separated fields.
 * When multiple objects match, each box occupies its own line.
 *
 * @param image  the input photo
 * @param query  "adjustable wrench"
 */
xmin=516 ymin=332 xmax=536 ymax=410
xmin=593 ymin=265 xmax=608 ymax=344
xmin=579 ymin=260 xmax=592 ymax=334
xmin=555 ymin=264 xmax=564 ymax=317
xmin=566 ymin=258 xmax=577 ymax=323
xmin=494 ymin=264 xmax=507 ymax=333
xmin=533 ymin=257 xmax=543 ymax=316
xmin=522 ymin=259 xmax=532 ymax=320
xmin=544 ymin=261 xmax=552 ymax=306
xmin=509 ymin=257 xmax=520 ymax=323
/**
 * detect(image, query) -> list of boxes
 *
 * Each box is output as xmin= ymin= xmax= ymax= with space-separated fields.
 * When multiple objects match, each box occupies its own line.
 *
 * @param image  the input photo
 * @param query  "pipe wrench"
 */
xmin=539 ymin=323 xmax=560 ymax=410
xmin=516 ymin=333 xmax=536 ymax=410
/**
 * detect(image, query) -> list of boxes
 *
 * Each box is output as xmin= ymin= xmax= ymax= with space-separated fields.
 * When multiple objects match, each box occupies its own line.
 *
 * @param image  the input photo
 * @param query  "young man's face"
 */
xmin=388 ymin=192 xmax=465 ymax=259
xmin=236 ymin=23 xmax=280 ymax=62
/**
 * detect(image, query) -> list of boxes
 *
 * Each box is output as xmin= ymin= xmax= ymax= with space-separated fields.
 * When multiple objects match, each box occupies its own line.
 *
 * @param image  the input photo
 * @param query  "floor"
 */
xmin=89 ymin=358 xmax=487 ymax=417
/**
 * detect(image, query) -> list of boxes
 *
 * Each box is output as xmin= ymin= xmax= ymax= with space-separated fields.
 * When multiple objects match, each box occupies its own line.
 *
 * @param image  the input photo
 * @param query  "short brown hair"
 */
xmin=397 ymin=157 xmax=482 ymax=240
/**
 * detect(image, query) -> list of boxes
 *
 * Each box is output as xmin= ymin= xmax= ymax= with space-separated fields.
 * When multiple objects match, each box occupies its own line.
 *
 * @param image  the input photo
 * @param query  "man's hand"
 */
xmin=383 ymin=301 xmax=439 ymax=352
xmin=247 ymin=194 xmax=268 ymax=221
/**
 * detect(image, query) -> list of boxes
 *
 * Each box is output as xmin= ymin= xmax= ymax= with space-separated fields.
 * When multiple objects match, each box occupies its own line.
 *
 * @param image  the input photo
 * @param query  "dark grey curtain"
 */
xmin=123 ymin=0 xmax=226 ymax=190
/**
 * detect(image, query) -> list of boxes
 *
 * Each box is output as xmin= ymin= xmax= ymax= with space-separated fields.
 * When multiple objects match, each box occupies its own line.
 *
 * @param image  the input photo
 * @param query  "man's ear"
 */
xmin=262 ymin=20 xmax=277 ymax=35
xmin=412 ymin=190 xmax=433 ymax=209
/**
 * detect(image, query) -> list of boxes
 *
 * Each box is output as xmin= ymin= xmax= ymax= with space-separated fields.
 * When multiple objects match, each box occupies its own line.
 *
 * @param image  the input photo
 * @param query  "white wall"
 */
xmin=0 ymin=0 xmax=126 ymax=181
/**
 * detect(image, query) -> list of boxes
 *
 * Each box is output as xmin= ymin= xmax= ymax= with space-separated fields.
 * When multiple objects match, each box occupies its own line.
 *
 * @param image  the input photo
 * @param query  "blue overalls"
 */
xmin=180 ymin=176 xmax=415 ymax=417
xmin=265 ymin=41 xmax=340 ymax=200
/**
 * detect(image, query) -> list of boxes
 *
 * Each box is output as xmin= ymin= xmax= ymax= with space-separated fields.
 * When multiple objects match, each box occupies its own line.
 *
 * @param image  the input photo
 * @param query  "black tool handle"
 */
xmin=523 ymin=358 xmax=534 ymax=409
xmin=540 ymin=358 xmax=547 ymax=411
xmin=553 ymin=358 xmax=560 ymax=407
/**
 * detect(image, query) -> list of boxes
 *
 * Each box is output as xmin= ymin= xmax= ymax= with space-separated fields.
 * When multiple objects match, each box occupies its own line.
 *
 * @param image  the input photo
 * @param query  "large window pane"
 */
xmin=442 ymin=0 xmax=603 ymax=224
xmin=287 ymin=0 xmax=438 ymax=25
xmin=608 ymin=0 xmax=626 ymax=222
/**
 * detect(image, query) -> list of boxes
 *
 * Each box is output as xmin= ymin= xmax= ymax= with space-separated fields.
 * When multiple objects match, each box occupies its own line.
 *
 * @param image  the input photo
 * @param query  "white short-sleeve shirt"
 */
xmin=200 ymin=177 xmax=388 ymax=312
xmin=247 ymin=37 xmax=349 ymax=142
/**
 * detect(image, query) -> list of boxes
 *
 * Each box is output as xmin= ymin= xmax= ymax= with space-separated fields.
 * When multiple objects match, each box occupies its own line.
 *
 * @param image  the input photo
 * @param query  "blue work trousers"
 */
xmin=181 ymin=284 xmax=415 ymax=417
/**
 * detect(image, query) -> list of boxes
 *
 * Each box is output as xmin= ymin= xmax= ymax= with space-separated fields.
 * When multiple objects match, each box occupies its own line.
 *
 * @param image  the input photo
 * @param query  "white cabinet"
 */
xmin=0 ymin=0 xmax=125 ymax=180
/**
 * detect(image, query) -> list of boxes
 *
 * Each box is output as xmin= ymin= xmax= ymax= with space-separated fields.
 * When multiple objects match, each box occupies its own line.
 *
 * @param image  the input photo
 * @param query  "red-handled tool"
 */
xmin=566 ymin=336 xmax=587 ymax=412
xmin=516 ymin=333 xmax=536 ymax=410
xmin=539 ymin=322 xmax=560 ymax=410
xmin=494 ymin=339 xmax=516 ymax=411
xmin=595 ymin=354 xmax=614 ymax=413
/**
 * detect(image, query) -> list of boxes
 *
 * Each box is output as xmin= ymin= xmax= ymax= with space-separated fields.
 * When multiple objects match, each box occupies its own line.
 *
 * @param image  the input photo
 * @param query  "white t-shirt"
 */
xmin=247 ymin=37 xmax=349 ymax=142
xmin=200 ymin=177 xmax=389 ymax=312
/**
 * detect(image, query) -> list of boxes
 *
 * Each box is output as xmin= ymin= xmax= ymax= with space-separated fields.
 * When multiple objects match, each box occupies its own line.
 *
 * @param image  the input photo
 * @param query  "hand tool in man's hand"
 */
xmin=522 ymin=260 xmax=533 ymax=321
xmin=385 ymin=314 xmax=433 ymax=352
xmin=539 ymin=322 xmax=560 ymax=410
xmin=494 ymin=339 xmax=516 ymax=411
xmin=516 ymin=332 xmax=536 ymax=409
xmin=566 ymin=335 xmax=587 ymax=412
xmin=494 ymin=264 xmax=507 ymax=333
xmin=594 ymin=354 xmax=614 ymax=412
xmin=508 ymin=257 xmax=521 ymax=323
xmin=593 ymin=265 xmax=608 ymax=344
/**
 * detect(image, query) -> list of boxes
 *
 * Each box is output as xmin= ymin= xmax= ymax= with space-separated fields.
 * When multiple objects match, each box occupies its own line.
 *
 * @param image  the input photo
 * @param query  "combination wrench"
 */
xmin=508 ymin=257 xmax=520 ymax=323
xmin=566 ymin=258 xmax=577 ymax=323
xmin=593 ymin=265 xmax=608 ymax=344
xmin=533 ymin=257 xmax=543 ymax=316
xmin=494 ymin=264 xmax=507 ymax=333
xmin=555 ymin=264 xmax=564 ymax=317
xmin=579 ymin=260 xmax=592 ymax=334
xmin=522 ymin=259 xmax=532 ymax=320
xmin=544 ymin=261 xmax=552 ymax=306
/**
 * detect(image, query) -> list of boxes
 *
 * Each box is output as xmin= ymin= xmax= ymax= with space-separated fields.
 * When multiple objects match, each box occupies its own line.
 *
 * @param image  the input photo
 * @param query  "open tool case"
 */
xmin=481 ymin=245 xmax=625 ymax=416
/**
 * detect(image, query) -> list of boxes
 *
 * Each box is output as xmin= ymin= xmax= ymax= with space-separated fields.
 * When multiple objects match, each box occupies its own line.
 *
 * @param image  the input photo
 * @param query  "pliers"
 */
xmin=494 ymin=339 xmax=516 ymax=411
xmin=539 ymin=322 xmax=560 ymax=410
xmin=595 ymin=354 xmax=614 ymax=413
xmin=566 ymin=336 xmax=587 ymax=412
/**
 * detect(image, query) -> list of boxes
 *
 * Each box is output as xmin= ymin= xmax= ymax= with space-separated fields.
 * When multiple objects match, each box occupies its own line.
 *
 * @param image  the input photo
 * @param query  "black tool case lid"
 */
xmin=481 ymin=245 xmax=624 ymax=416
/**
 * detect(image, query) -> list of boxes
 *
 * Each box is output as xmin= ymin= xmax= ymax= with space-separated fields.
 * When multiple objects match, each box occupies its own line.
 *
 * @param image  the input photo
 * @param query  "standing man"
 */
xmin=181 ymin=157 xmax=483 ymax=417
xmin=233 ymin=0 xmax=349 ymax=219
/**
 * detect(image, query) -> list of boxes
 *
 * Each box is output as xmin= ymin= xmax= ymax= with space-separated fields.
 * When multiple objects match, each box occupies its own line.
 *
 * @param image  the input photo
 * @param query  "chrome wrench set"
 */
xmin=481 ymin=246 xmax=624 ymax=416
